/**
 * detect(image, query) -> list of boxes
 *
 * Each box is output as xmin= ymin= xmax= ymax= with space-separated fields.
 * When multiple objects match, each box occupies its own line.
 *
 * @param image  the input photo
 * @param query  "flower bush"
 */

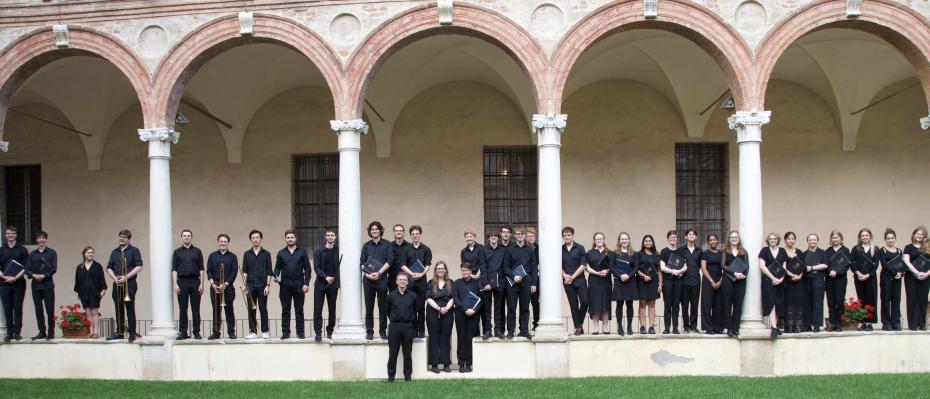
xmin=57 ymin=304 xmax=90 ymax=331
xmin=841 ymin=298 xmax=875 ymax=325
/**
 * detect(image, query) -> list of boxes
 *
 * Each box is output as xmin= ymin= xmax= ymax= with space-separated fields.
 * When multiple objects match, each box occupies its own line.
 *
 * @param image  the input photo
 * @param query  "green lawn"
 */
xmin=1 ymin=374 xmax=927 ymax=398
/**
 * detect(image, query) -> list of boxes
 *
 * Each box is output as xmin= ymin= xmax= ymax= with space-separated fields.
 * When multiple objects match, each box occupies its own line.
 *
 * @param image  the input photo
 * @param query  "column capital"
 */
xmin=532 ymin=114 xmax=567 ymax=133
xmin=728 ymin=111 xmax=770 ymax=143
xmin=0 ymin=140 xmax=8 ymax=152
xmin=330 ymin=119 xmax=369 ymax=134
xmin=920 ymin=115 xmax=929 ymax=130
xmin=138 ymin=127 xmax=180 ymax=144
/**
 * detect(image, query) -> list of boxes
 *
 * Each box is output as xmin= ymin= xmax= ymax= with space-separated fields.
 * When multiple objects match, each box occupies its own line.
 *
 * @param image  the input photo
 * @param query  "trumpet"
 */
xmin=120 ymin=252 xmax=130 ymax=302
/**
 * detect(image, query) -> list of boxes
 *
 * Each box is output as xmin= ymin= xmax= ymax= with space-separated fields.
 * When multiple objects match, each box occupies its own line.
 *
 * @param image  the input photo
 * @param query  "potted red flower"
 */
xmin=57 ymin=304 xmax=92 ymax=338
xmin=840 ymin=298 xmax=875 ymax=331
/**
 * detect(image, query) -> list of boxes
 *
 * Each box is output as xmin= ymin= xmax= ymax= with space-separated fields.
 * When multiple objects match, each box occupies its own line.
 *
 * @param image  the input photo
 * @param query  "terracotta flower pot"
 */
xmin=61 ymin=326 xmax=90 ymax=338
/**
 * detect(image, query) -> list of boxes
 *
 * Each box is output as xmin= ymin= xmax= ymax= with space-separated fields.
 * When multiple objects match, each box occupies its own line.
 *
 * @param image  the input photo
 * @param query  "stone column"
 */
xmin=0 ymin=140 xmax=6 ymax=338
xmin=330 ymin=119 xmax=368 ymax=342
xmin=139 ymin=128 xmax=180 ymax=340
xmin=727 ymin=111 xmax=771 ymax=334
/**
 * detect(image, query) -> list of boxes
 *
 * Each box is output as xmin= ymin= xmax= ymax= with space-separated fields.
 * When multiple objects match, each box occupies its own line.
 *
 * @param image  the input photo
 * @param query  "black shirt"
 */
xmin=242 ymin=247 xmax=273 ymax=289
xmin=452 ymin=277 xmax=481 ymax=313
xmin=460 ymin=244 xmax=485 ymax=276
xmin=851 ymin=245 xmax=879 ymax=276
xmin=360 ymin=239 xmax=394 ymax=284
xmin=723 ymin=250 xmax=749 ymax=278
xmin=507 ymin=243 xmax=537 ymax=286
xmin=403 ymin=243 xmax=433 ymax=285
xmin=206 ymin=250 xmax=238 ymax=285
xmin=803 ymin=248 xmax=827 ymax=279
xmin=678 ymin=246 xmax=702 ymax=286
xmin=904 ymin=244 xmax=925 ymax=275
xmin=701 ymin=250 xmax=724 ymax=281
xmin=759 ymin=247 xmax=788 ymax=280
xmin=172 ymin=245 xmax=204 ymax=279
xmin=825 ymin=246 xmax=851 ymax=278
xmin=660 ymin=247 xmax=681 ymax=278
xmin=878 ymin=247 xmax=903 ymax=277
xmin=26 ymin=247 xmax=57 ymax=289
xmin=275 ymin=246 xmax=311 ymax=287
xmin=390 ymin=240 xmax=411 ymax=274
xmin=634 ymin=251 xmax=660 ymax=279
xmin=313 ymin=245 xmax=340 ymax=289
xmin=426 ymin=279 xmax=453 ymax=306
xmin=386 ymin=288 xmax=418 ymax=323
xmin=561 ymin=243 xmax=586 ymax=275
xmin=482 ymin=244 xmax=508 ymax=289
xmin=106 ymin=244 xmax=143 ymax=279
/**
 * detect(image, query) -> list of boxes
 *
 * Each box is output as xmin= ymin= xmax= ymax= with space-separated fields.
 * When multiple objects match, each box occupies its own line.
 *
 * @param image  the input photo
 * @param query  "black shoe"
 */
xmin=430 ymin=365 xmax=440 ymax=374
xmin=281 ymin=332 xmax=291 ymax=340
xmin=193 ymin=333 xmax=202 ymax=340
xmin=327 ymin=331 xmax=334 ymax=339
xmin=106 ymin=333 xmax=124 ymax=341
xmin=459 ymin=365 xmax=466 ymax=373
xmin=13 ymin=333 xmax=22 ymax=341
xmin=379 ymin=332 xmax=388 ymax=340
xmin=506 ymin=333 xmax=515 ymax=339
xmin=443 ymin=365 xmax=451 ymax=373
xmin=495 ymin=332 xmax=505 ymax=339
xmin=176 ymin=333 xmax=189 ymax=340
xmin=208 ymin=333 xmax=220 ymax=340
xmin=365 ymin=332 xmax=373 ymax=340
xmin=481 ymin=332 xmax=490 ymax=340
xmin=573 ymin=328 xmax=582 ymax=336
xmin=228 ymin=333 xmax=236 ymax=340
xmin=518 ymin=332 xmax=531 ymax=339
xmin=813 ymin=326 xmax=821 ymax=333
xmin=466 ymin=364 xmax=473 ymax=373
xmin=296 ymin=333 xmax=304 ymax=340
xmin=648 ymin=327 xmax=656 ymax=334
xmin=618 ymin=328 xmax=625 ymax=336
xmin=662 ymin=329 xmax=669 ymax=334
xmin=592 ymin=332 xmax=599 ymax=336
xmin=404 ymin=377 xmax=412 ymax=382
xmin=672 ymin=329 xmax=680 ymax=335
xmin=31 ymin=332 xmax=47 ymax=341
xmin=771 ymin=328 xmax=779 ymax=339
xmin=627 ymin=327 xmax=634 ymax=335
xmin=640 ymin=326 xmax=646 ymax=334
xmin=882 ymin=324 xmax=891 ymax=331
xmin=3 ymin=335 xmax=11 ymax=342
xmin=683 ymin=327 xmax=690 ymax=334
xmin=46 ymin=332 xmax=54 ymax=340
xmin=733 ymin=330 xmax=740 ymax=337
xmin=387 ymin=377 xmax=395 ymax=383
xmin=128 ymin=334 xmax=136 ymax=343
xmin=417 ymin=331 xmax=425 ymax=339
xmin=893 ymin=324 xmax=902 ymax=331
xmin=314 ymin=335 xmax=322 ymax=342
xmin=727 ymin=330 xmax=734 ymax=337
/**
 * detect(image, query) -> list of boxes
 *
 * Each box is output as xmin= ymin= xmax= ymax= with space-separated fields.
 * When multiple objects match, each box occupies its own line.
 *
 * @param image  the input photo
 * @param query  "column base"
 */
xmin=532 ymin=319 xmax=568 ymax=342
xmin=330 ymin=342 xmax=367 ymax=380
xmin=146 ymin=322 xmax=178 ymax=341
xmin=738 ymin=317 xmax=769 ymax=339
xmin=332 ymin=320 xmax=367 ymax=343
xmin=535 ymin=340 xmax=569 ymax=378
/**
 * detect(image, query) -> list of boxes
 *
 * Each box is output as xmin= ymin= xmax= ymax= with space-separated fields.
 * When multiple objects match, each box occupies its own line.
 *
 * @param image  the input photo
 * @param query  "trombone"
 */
xmin=242 ymin=271 xmax=257 ymax=310
xmin=214 ymin=262 xmax=225 ymax=334
xmin=120 ymin=252 xmax=130 ymax=302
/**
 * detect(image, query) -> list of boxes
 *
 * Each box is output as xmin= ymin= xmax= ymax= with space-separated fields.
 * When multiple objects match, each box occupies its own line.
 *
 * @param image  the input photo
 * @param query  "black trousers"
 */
xmin=722 ymin=278 xmax=745 ymax=332
xmin=313 ymin=284 xmax=338 ymax=335
xmin=387 ymin=321 xmax=414 ymax=379
xmin=879 ymin=273 xmax=902 ymax=327
xmin=246 ymin=285 xmax=270 ymax=334
xmin=615 ymin=300 xmax=634 ymax=331
xmin=681 ymin=283 xmax=700 ymax=330
xmin=31 ymin=286 xmax=54 ymax=335
xmin=480 ymin=288 xmax=505 ymax=335
xmin=410 ymin=282 xmax=427 ymax=335
xmin=112 ymin=281 xmax=137 ymax=335
xmin=563 ymin=282 xmax=588 ymax=329
xmin=0 ymin=281 xmax=26 ymax=335
xmin=177 ymin=278 xmax=201 ymax=336
xmin=806 ymin=277 xmax=825 ymax=328
xmin=454 ymin=311 xmax=478 ymax=366
xmin=904 ymin=274 xmax=930 ymax=330
xmin=530 ymin=286 xmax=540 ymax=329
xmin=210 ymin=286 xmax=236 ymax=336
xmin=662 ymin=277 xmax=682 ymax=330
xmin=363 ymin=281 xmax=387 ymax=335
xmin=700 ymin=279 xmax=723 ymax=332
xmin=280 ymin=284 xmax=305 ymax=335
xmin=854 ymin=275 xmax=878 ymax=323
xmin=426 ymin=306 xmax=453 ymax=366
xmin=825 ymin=276 xmax=847 ymax=327
xmin=506 ymin=281 xmax=531 ymax=335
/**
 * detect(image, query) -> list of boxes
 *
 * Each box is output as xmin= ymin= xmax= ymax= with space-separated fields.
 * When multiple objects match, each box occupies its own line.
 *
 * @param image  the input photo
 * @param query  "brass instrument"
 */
xmin=243 ymin=270 xmax=257 ymax=310
xmin=219 ymin=262 xmax=226 ymax=308
xmin=120 ymin=252 xmax=130 ymax=302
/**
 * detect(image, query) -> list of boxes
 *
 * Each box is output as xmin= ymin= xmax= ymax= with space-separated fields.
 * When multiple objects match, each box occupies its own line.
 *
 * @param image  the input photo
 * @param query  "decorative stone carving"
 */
xmin=330 ymin=119 xmax=369 ymax=134
xmin=846 ymin=0 xmax=862 ymax=18
xmin=52 ymin=24 xmax=69 ymax=48
xmin=0 ymin=140 xmax=9 ymax=152
xmin=728 ymin=110 xmax=770 ymax=143
xmin=138 ymin=25 xmax=169 ymax=56
xmin=644 ymin=0 xmax=658 ymax=19
xmin=438 ymin=0 xmax=453 ymax=26
xmin=330 ymin=14 xmax=361 ymax=46
xmin=532 ymin=114 xmax=567 ymax=133
xmin=530 ymin=4 xmax=564 ymax=39
xmin=921 ymin=115 xmax=930 ymax=130
xmin=239 ymin=11 xmax=254 ymax=36
xmin=734 ymin=1 xmax=767 ymax=35
xmin=138 ymin=127 xmax=180 ymax=144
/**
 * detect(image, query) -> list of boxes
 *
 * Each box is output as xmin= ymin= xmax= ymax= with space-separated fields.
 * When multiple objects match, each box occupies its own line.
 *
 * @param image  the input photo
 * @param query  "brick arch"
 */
xmin=151 ymin=13 xmax=344 ymax=129
xmin=341 ymin=2 xmax=548 ymax=119
xmin=753 ymin=0 xmax=930 ymax=111
xmin=0 ymin=26 xmax=151 ymax=139
xmin=547 ymin=0 xmax=754 ymax=114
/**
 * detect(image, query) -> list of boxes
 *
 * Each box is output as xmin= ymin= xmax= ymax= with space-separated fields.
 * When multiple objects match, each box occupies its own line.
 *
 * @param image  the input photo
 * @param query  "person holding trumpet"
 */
xmin=241 ymin=229 xmax=273 ymax=339
xmin=105 ymin=229 xmax=143 ymax=342
xmin=207 ymin=233 xmax=238 ymax=340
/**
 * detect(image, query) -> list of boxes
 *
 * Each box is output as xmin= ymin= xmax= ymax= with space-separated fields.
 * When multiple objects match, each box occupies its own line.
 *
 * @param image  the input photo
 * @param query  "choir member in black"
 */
xmin=759 ymin=232 xmax=786 ymax=337
xmin=699 ymin=234 xmax=724 ymax=334
xmin=74 ymin=247 xmax=106 ymax=338
xmin=243 ymin=229 xmax=273 ymax=339
xmin=635 ymin=235 xmax=661 ymax=334
xmin=453 ymin=263 xmax=480 ymax=373
xmin=426 ymin=261 xmax=454 ymax=373
xmin=361 ymin=221 xmax=393 ymax=340
xmin=207 ymin=234 xmax=238 ymax=340
xmin=612 ymin=232 xmax=638 ymax=336
xmin=386 ymin=273 xmax=417 ymax=382
xmin=902 ymin=226 xmax=930 ymax=331
xmin=105 ymin=229 xmax=143 ymax=342
xmin=722 ymin=230 xmax=748 ymax=337
xmin=401 ymin=225 xmax=431 ymax=338
xmin=172 ymin=229 xmax=204 ymax=340
xmin=679 ymin=229 xmax=702 ymax=333
xmin=824 ymin=230 xmax=850 ymax=332
xmin=782 ymin=232 xmax=806 ymax=333
xmin=460 ymin=230 xmax=486 ymax=333
xmin=659 ymin=230 xmax=684 ymax=334
xmin=481 ymin=232 xmax=507 ymax=339
xmin=562 ymin=227 xmax=588 ymax=335
xmin=506 ymin=227 xmax=536 ymax=338
xmin=312 ymin=229 xmax=339 ymax=341
xmin=276 ymin=230 xmax=312 ymax=339
xmin=585 ymin=232 xmax=612 ymax=335
xmin=499 ymin=226 xmax=514 ymax=335
xmin=389 ymin=224 xmax=410 ymax=294
xmin=526 ymin=227 xmax=541 ymax=330
xmin=803 ymin=233 xmax=828 ymax=332
xmin=878 ymin=228 xmax=904 ymax=331
xmin=851 ymin=228 xmax=879 ymax=330
xmin=26 ymin=230 xmax=57 ymax=340
xmin=0 ymin=225 xmax=28 ymax=341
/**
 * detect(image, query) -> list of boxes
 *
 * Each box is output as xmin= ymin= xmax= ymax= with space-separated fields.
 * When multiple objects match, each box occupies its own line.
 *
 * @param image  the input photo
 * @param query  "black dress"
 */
xmin=74 ymin=261 xmax=106 ymax=308
xmin=612 ymin=250 xmax=639 ymax=301
xmin=783 ymin=249 xmax=806 ymax=329
xmin=759 ymin=247 xmax=787 ymax=316
xmin=586 ymin=249 xmax=613 ymax=319
xmin=635 ymin=251 xmax=661 ymax=300
xmin=851 ymin=245 xmax=879 ymax=323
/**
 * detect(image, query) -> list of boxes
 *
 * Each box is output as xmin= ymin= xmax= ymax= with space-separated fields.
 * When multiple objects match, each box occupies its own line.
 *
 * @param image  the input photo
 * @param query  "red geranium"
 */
xmin=56 ymin=303 xmax=89 ymax=332
xmin=844 ymin=299 xmax=872 ymax=324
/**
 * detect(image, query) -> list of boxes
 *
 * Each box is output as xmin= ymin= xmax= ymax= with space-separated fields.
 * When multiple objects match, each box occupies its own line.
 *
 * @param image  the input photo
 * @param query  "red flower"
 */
xmin=61 ymin=310 xmax=67 ymax=316
xmin=62 ymin=321 xmax=70 ymax=328
xmin=865 ymin=305 xmax=875 ymax=311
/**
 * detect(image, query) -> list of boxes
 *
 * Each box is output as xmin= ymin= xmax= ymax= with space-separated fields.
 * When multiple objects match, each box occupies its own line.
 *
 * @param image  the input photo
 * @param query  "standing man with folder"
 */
xmin=27 ymin=231 xmax=56 ymax=340
xmin=0 ymin=225 xmax=28 ymax=341
xmin=361 ymin=221 xmax=393 ymax=340
xmin=312 ymin=229 xmax=340 ymax=341
xmin=401 ymin=225 xmax=431 ymax=338
xmin=505 ymin=227 xmax=535 ymax=339
xmin=453 ymin=262 xmax=481 ymax=372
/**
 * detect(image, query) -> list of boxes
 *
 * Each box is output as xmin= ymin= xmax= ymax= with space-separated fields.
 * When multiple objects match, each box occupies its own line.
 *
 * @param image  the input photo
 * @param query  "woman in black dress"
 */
xmin=878 ymin=228 xmax=904 ymax=331
xmin=803 ymin=233 xmax=829 ymax=332
xmin=824 ymin=230 xmax=850 ymax=332
xmin=782 ymin=232 xmax=805 ymax=333
xmin=612 ymin=232 xmax=638 ymax=336
xmin=635 ymin=235 xmax=661 ymax=334
xmin=700 ymin=234 xmax=724 ymax=334
xmin=425 ymin=261 xmax=454 ymax=373
xmin=759 ymin=232 xmax=786 ymax=337
xmin=585 ymin=232 xmax=612 ymax=335
xmin=903 ymin=226 xmax=930 ymax=331
xmin=852 ymin=228 xmax=879 ymax=331
xmin=73 ymin=246 xmax=106 ymax=338
xmin=722 ymin=230 xmax=748 ymax=337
